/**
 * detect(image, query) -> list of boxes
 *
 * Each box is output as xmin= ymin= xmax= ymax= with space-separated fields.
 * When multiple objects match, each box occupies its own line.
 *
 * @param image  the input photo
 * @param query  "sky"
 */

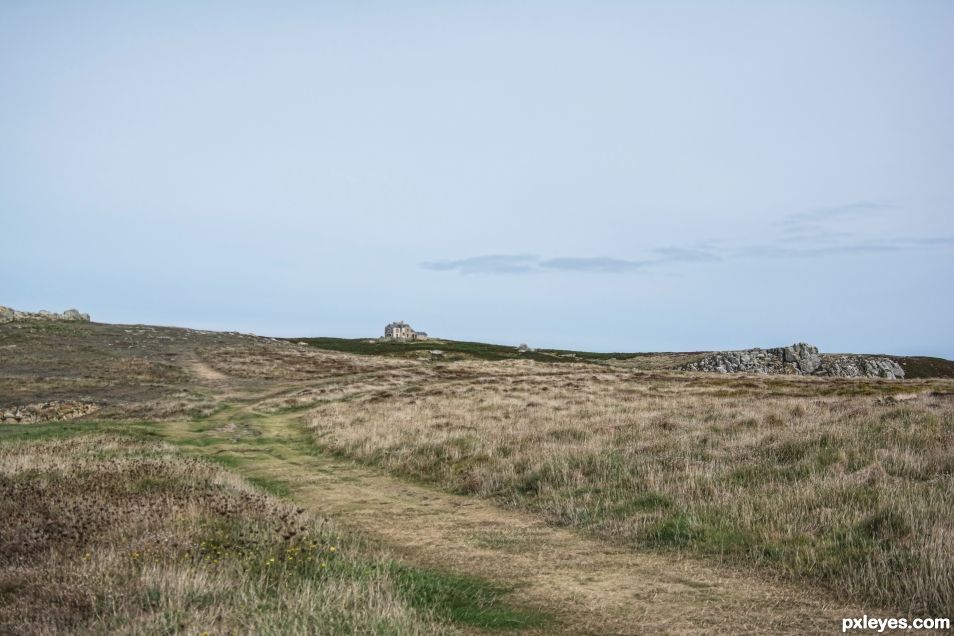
xmin=2 ymin=1 xmax=953 ymax=356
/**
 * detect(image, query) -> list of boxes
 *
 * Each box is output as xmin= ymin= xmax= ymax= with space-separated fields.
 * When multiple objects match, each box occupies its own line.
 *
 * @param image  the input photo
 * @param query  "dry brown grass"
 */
xmin=0 ymin=434 xmax=455 ymax=635
xmin=6 ymin=320 xmax=954 ymax=627
xmin=308 ymin=365 xmax=954 ymax=616
xmin=199 ymin=343 xmax=419 ymax=381
xmin=254 ymin=367 xmax=438 ymax=413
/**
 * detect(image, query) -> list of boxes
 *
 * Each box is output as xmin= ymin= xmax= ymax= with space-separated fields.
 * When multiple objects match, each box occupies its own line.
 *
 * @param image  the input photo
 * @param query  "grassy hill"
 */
xmin=292 ymin=336 xmax=954 ymax=378
xmin=4 ymin=318 xmax=954 ymax=626
xmin=287 ymin=336 xmax=702 ymax=366
xmin=287 ymin=336 xmax=601 ymax=363
xmin=890 ymin=356 xmax=954 ymax=379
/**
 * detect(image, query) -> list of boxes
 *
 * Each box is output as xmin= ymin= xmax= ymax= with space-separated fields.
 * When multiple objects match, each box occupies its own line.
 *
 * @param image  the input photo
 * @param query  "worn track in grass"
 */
xmin=158 ymin=401 xmax=864 ymax=636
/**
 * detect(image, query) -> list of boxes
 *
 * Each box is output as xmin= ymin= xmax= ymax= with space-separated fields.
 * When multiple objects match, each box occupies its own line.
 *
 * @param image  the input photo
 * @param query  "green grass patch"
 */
xmin=646 ymin=514 xmax=701 ymax=547
xmin=290 ymin=337 xmax=598 ymax=364
xmin=245 ymin=475 xmax=294 ymax=497
xmin=611 ymin=492 xmax=672 ymax=515
xmin=390 ymin=564 xmax=550 ymax=631
xmin=0 ymin=421 xmax=101 ymax=442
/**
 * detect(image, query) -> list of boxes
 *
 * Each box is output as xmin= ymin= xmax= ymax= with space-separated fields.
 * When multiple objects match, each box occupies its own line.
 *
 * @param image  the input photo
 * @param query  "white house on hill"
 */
xmin=384 ymin=321 xmax=428 ymax=340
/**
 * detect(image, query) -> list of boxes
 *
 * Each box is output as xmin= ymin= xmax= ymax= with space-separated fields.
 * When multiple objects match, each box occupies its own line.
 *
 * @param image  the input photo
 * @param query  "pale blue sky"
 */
xmin=2 ymin=1 xmax=953 ymax=356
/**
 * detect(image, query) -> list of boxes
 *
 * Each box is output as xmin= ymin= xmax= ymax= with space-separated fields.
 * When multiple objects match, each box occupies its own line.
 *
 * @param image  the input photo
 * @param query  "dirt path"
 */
xmin=156 ymin=406 xmax=864 ymax=636
xmin=187 ymin=360 xmax=228 ymax=383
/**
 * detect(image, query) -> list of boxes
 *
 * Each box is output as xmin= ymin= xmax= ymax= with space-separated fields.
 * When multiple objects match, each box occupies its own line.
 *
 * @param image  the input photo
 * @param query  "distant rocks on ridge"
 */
xmin=819 ymin=355 xmax=905 ymax=380
xmin=684 ymin=342 xmax=904 ymax=379
xmin=2 ymin=400 xmax=99 ymax=424
xmin=0 ymin=306 xmax=90 ymax=324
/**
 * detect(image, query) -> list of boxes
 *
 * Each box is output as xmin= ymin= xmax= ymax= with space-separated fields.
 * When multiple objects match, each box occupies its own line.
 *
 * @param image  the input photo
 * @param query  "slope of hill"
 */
xmin=890 ymin=355 xmax=954 ymax=379
xmin=3 ymin=317 xmax=954 ymax=630
xmin=289 ymin=336 xmax=583 ymax=362
xmin=294 ymin=336 xmax=954 ymax=378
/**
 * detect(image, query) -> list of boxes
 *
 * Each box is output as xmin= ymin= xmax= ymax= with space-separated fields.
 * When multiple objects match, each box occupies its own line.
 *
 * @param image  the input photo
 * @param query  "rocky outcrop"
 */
xmin=1 ymin=401 xmax=100 ymax=424
xmin=817 ymin=355 xmax=905 ymax=379
xmin=685 ymin=343 xmax=904 ymax=379
xmin=771 ymin=342 xmax=822 ymax=374
xmin=0 ymin=306 xmax=90 ymax=324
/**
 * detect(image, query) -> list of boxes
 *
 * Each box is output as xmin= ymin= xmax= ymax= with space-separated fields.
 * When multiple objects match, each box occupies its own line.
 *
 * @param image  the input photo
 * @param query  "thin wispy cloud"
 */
xmin=420 ymin=255 xmax=652 ymax=275
xmin=779 ymin=224 xmax=855 ymax=243
xmin=422 ymin=201 xmax=952 ymax=275
xmin=420 ymin=254 xmax=538 ymax=275
xmin=539 ymin=257 xmax=652 ymax=272
xmin=782 ymin=201 xmax=894 ymax=226
xmin=734 ymin=242 xmax=907 ymax=259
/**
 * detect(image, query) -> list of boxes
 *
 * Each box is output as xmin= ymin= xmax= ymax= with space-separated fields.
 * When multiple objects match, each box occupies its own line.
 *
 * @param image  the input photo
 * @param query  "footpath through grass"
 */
xmin=308 ymin=374 xmax=954 ymax=618
xmin=0 ymin=421 xmax=550 ymax=634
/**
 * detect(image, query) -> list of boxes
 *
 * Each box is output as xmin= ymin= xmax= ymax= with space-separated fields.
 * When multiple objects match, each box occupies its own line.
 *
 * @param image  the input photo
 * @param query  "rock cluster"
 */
xmin=771 ymin=342 xmax=822 ymax=374
xmin=818 ymin=355 xmax=905 ymax=379
xmin=0 ymin=305 xmax=90 ymax=324
xmin=685 ymin=342 xmax=904 ymax=379
xmin=1 ymin=401 xmax=100 ymax=424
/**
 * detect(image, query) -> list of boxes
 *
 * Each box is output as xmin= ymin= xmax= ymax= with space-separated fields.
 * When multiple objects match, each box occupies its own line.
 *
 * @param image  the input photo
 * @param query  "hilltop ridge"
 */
xmin=293 ymin=336 xmax=954 ymax=379
xmin=3 ymin=310 xmax=954 ymax=628
xmin=0 ymin=305 xmax=90 ymax=323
